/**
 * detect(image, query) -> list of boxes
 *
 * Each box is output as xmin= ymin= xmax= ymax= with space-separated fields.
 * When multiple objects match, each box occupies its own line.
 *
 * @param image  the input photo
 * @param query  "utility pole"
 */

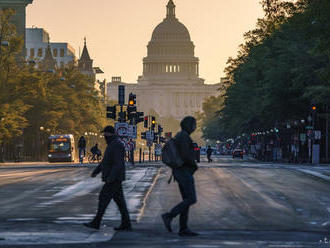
xmin=326 ymin=104 xmax=329 ymax=162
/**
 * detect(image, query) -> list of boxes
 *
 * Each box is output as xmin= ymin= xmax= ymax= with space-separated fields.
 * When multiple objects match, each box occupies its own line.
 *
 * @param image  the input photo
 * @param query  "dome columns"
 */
xmin=143 ymin=61 xmax=198 ymax=77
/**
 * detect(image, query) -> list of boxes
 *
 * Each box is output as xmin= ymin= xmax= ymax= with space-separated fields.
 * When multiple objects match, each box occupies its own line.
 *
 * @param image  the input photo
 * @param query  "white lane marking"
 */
xmin=7 ymin=218 xmax=40 ymax=222
xmin=298 ymin=169 xmax=330 ymax=182
xmin=0 ymin=229 xmax=114 ymax=245
xmin=38 ymin=178 xmax=102 ymax=207
xmin=322 ymin=221 xmax=330 ymax=227
xmin=137 ymin=168 xmax=161 ymax=222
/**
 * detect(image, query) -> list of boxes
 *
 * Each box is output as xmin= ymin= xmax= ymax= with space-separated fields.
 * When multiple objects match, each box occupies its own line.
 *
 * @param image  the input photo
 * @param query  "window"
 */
xmin=30 ymin=48 xmax=35 ymax=58
xmin=38 ymin=48 xmax=43 ymax=57
xmin=53 ymin=49 xmax=58 ymax=57
xmin=60 ymin=48 xmax=65 ymax=57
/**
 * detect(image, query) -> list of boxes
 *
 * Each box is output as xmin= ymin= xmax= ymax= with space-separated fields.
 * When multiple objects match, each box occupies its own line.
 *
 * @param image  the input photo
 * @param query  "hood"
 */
xmin=180 ymin=116 xmax=196 ymax=135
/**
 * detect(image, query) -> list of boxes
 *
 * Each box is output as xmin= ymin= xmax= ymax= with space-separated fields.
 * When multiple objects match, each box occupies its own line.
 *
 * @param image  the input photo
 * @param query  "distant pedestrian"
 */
xmin=78 ymin=136 xmax=86 ymax=163
xmin=161 ymin=116 xmax=199 ymax=236
xmin=84 ymin=126 xmax=131 ymax=231
xmin=206 ymin=145 xmax=213 ymax=163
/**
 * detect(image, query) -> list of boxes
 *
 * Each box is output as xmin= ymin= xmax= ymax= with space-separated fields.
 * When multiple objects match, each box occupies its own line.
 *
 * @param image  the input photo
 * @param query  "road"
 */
xmin=0 ymin=157 xmax=330 ymax=247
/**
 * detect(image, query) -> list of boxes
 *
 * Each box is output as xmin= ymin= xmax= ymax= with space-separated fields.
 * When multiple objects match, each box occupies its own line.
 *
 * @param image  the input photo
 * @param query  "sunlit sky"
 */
xmin=26 ymin=0 xmax=264 ymax=84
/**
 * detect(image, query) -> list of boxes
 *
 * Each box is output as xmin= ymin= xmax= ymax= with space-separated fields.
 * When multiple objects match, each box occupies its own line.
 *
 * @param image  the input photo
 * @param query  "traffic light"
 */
xmin=153 ymin=134 xmax=158 ymax=143
xmin=141 ymin=132 xmax=146 ymax=140
xmin=106 ymin=106 xmax=116 ymax=120
xmin=144 ymin=116 xmax=148 ymax=128
xmin=128 ymin=93 xmax=136 ymax=106
xmin=165 ymin=132 xmax=172 ymax=139
xmin=311 ymin=105 xmax=317 ymax=111
xmin=127 ymin=106 xmax=137 ymax=121
xmin=136 ymin=112 xmax=144 ymax=124
xmin=151 ymin=116 xmax=156 ymax=130
xmin=158 ymin=125 xmax=163 ymax=134
xmin=119 ymin=111 xmax=126 ymax=122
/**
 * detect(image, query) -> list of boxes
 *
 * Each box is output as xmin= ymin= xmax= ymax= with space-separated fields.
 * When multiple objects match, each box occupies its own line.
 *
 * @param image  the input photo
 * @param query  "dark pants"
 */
xmin=168 ymin=168 xmax=197 ymax=231
xmin=93 ymin=181 xmax=131 ymax=226
xmin=207 ymin=154 xmax=212 ymax=162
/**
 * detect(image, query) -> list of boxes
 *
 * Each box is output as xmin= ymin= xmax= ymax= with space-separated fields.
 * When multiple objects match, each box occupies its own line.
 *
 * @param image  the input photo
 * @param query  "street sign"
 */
xmin=300 ymin=133 xmax=306 ymax=142
xmin=128 ymin=125 xmax=137 ymax=139
xmin=146 ymin=131 xmax=154 ymax=141
xmin=314 ymin=130 xmax=322 ymax=140
xmin=155 ymin=144 xmax=162 ymax=156
xmin=115 ymin=122 xmax=129 ymax=137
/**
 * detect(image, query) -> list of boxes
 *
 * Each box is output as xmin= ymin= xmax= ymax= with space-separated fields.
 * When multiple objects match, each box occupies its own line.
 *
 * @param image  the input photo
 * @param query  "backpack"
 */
xmin=162 ymin=138 xmax=184 ymax=169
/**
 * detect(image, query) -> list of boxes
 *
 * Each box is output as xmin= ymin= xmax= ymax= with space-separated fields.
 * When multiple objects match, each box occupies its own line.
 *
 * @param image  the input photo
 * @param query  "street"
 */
xmin=0 ymin=157 xmax=330 ymax=247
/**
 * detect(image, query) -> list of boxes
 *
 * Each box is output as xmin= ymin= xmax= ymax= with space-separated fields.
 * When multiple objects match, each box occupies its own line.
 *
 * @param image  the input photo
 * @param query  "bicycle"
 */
xmin=88 ymin=152 xmax=102 ymax=164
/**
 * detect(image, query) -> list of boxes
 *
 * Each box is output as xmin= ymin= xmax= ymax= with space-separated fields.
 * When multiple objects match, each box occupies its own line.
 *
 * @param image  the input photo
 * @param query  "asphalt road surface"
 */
xmin=0 ymin=157 xmax=330 ymax=247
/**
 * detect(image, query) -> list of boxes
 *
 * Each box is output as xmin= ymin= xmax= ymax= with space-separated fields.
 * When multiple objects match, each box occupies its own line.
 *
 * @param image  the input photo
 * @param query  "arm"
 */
xmin=91 ymin=146 xmax=110 ymax=177
xmin=176 ymin=133 xmax=196 ymax=166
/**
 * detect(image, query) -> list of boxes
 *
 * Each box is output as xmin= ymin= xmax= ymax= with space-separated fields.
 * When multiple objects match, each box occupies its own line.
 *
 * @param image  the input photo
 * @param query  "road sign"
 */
xmin=147 ymin=140 xmax=153 ymax=147
xmin=115 ymin=122 xmax=129 ymax=137
xmin=128 ymin=125 xmax=137 ymax=139
xmin=314 ymin=130 xmax=322 ymax=140
xmin=155 ymin=144 xmax=162 ymax=156
xmin=146 ymin=131 xmax=154 ymax=141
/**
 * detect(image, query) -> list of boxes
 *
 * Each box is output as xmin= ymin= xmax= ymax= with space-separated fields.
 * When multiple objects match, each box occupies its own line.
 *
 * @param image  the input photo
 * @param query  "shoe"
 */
xmin=178 ymin=229 xmax=199 ymax=237
xmin=114 ymin=224 xmax=132 ymax=231
xmin=161 ymin=213 xmax=173 ymax=232
xmin=83 ymin=221 xmax=100 ymax=230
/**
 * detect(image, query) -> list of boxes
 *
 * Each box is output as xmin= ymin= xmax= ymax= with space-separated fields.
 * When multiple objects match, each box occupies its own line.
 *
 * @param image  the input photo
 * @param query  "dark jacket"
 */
xmin=174 ymin=117 xmax=198 ymax=174
xmin=92 ymin=135 xmax=126 ymax=183
xmin=207 ymin=148 xmax=213 ymax=156
xmin=78 ymin=137 xmax=86 ymax=148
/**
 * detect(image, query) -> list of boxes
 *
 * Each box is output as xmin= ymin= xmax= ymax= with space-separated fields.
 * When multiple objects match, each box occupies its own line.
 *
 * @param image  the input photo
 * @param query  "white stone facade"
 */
xmin=106 ymin=0 xmax=220 ymax=120
xmin=26 ymin=28 xmax=76 ymax=67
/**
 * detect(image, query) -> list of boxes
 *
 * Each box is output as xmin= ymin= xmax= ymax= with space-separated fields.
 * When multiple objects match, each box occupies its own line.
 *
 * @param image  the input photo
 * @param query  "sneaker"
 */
xmin=83 ymin=221 xmax=100 ymax=230
xmin=161 ymin=213 xmax=173 ymax=233
xmin=114 ymin=225 xmax=132 ymax=231
xmin=178 ymin=229 xmax=199 ymax=237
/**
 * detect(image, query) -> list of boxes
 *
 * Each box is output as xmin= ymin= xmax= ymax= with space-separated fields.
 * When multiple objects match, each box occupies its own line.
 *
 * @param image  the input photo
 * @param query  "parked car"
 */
xmin=232 ymin=149 xmax=244 ymax=159
xmin=193 ymin=143 xmax=200 ymax=162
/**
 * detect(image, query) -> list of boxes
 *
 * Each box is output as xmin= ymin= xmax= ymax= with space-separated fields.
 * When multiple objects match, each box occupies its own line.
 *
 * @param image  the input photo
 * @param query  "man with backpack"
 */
xmin=161 ymin=116 xmax=199 ymax=236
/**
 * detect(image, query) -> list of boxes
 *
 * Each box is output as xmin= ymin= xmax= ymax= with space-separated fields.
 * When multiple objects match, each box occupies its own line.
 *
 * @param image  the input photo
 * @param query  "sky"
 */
xmin=26 ymin=0 xmax=264 ymax=84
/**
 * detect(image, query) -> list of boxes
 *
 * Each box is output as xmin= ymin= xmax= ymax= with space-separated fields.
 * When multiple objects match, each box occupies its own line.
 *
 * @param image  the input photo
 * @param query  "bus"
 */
xmin=48 ymin=134 xmax=76 ymax=162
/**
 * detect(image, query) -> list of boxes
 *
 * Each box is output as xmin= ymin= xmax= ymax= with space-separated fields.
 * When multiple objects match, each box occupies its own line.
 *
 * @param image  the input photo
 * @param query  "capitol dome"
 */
xmin=140 ymin=0 xmax=200 ymax=82
xmin=151 ymin=18 xmax=191 ymax=41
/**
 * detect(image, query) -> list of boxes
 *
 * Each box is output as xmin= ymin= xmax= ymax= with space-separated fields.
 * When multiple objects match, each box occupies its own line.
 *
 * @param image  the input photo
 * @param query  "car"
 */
xmin=192 ymin=143 xmax=200 ymax=162
xmin=232 ymin=149 xmax=244 ymax=159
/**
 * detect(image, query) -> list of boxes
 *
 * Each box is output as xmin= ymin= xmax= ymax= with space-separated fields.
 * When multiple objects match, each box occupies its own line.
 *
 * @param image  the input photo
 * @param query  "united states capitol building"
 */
xmin=107 ymin=0 xmax=221 ymax=120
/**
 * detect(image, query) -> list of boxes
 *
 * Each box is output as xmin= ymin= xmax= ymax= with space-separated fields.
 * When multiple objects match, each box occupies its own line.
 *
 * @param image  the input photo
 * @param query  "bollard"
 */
xmin=139 ymin=148 xmax=142 ymax=163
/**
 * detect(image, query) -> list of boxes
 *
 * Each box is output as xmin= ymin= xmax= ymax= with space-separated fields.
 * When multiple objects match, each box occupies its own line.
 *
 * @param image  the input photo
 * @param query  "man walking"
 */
xmin=161 ymin=116 xmax=199 ymax=236
xmin=84 ymin=126 xmax=131 ymax=231
xmin=78 ymin=136 xmax=86 ymax=163
xmin=206 ymin=145 xmax=213 ymax=163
